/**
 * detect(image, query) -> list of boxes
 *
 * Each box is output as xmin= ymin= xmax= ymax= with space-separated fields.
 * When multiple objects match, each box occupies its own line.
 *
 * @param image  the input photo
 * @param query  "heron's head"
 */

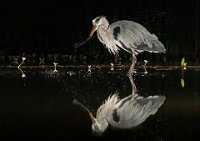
xmin=89 ymin=112 xmax=108 ymax=136
xmin=91 ymin=120 xmax=109 ymax=136
xmin=90 ymin=16 xmax=109 ymax=37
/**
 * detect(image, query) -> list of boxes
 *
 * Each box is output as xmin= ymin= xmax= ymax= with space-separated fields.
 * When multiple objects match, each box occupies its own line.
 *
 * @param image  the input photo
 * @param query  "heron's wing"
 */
xmin=109 ymin=95 xmax=165 ymax=129
xmin=109 ymin=20 xmax=166 ymax=54
xmin=96 ymin=94 xmax=119 ymax=123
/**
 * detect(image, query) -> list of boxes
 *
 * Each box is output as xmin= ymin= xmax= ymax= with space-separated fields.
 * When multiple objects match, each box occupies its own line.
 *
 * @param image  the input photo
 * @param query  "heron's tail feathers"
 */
xmin=136 ymin=95 xmax=166 ymax=115
xmin=135 ymin=34 xmax=166 ymax=54
xmin=149 ymin=34 xmax=166 ymax=53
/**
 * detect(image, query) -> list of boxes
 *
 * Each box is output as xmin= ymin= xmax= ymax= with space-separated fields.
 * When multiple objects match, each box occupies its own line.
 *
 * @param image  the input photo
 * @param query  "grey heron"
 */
xmin=89 ymin=16 xmax=166 ymax=75
xmin=73 ymin=76 xmax=165 ymax=135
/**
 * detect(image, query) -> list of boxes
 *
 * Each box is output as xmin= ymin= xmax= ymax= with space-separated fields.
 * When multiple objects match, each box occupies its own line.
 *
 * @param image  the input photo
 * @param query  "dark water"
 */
xmin=0 ymin=66 xmax=199 ymax=141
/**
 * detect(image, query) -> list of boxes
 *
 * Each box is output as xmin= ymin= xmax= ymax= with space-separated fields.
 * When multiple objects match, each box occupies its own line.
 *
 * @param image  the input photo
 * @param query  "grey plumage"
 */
xmin=110 ymin=20 xmax=166 ymax=54
xmin=91 ymin=16 xmax=166 ymax=55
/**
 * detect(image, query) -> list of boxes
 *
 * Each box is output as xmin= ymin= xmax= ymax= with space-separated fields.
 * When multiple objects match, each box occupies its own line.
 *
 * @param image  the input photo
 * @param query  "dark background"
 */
xmin=0 ymin=0 xmax=199 ymax=65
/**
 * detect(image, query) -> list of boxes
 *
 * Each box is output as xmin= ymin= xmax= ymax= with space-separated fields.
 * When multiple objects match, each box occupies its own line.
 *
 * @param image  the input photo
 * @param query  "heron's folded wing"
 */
xmin=110 ymin=20 xmax=166 ymax=54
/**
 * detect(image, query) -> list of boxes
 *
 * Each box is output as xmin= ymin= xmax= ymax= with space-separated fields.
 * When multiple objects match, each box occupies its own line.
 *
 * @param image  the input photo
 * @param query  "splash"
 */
xmin=74 ymin=37 xmax=91 ymax=49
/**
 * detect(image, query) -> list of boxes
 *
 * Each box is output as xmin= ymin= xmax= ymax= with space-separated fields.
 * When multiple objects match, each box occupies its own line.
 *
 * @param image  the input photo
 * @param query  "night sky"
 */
xmin=0 ymin=0 xmax=199 ymax=63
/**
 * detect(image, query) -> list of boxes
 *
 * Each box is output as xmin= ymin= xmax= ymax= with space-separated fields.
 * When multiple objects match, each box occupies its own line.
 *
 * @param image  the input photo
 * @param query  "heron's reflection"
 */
xmin=74 ymin=76 xmax=165 ymax=136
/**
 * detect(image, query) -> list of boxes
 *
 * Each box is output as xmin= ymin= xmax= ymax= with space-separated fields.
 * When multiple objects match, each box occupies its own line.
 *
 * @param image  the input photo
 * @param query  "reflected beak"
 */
xmin=89 ymin=25 xmax=97 ymax=37
xmin=89 ymin=112 xmax=96 ymax=123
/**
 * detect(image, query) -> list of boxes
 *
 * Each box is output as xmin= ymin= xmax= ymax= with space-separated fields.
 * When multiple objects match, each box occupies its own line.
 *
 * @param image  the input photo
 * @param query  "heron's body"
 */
xmin=91 ymin=93 xmax=165 ymax=134
xmin=94 ymin=17 xmax=166 ymax=55
xmin=90 ymin=16 xmax=166 ymax=75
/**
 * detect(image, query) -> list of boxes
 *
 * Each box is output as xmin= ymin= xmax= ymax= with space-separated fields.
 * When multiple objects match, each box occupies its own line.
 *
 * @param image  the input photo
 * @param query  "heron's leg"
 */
xmin=128 ymin=52 xmax=137 ymax=76
xmin=128 ymin=74 xmax=137 ymax=96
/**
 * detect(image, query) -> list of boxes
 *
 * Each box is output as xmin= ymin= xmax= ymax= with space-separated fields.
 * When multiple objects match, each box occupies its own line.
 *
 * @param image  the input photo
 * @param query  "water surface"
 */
xmin=0 ymin=66 xmax=199 ymax=140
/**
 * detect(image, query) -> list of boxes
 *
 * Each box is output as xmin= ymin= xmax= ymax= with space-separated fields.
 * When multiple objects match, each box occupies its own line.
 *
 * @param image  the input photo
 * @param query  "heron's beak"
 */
xmin=89 ymin=25 xmax=97 ymax=37
xmin=89 ymin=112 xmax=96 ymax=123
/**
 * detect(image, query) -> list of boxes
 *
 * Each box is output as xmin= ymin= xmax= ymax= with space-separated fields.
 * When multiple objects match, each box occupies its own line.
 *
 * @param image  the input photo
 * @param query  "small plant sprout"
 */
xmin=181 ymin=57 xmax=187 ymax=70
xmin=88 ymin=65 xmax=91 ymax=73
xmin=144 ymin=60 xmax=148 ymax=66
xmin=22 ymin=73 xmax=26 ymax=78
xmin=18 ymin=67 xmax=26 ymax=78
xmin=181 ymin=78 xmax=185 ymax=88
xmin=53 ymin=62 xmax=58 ymax=73
xmin=110 ymin=63 xmax=114 ymax=71
xmin=142 ymin=60 xmax=148 ymax=74
xmin=18 ymin=57 xmax=26 ymax=69
xmin=181 ymin=66 xmax=185 ymax=88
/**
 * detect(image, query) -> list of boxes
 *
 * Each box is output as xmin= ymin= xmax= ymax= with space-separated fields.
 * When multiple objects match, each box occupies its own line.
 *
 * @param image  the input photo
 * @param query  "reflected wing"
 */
xmin=109 ymin=95 xmax=165 ymax=129
xmin=109 ymin=20 xmax=166 ymax=54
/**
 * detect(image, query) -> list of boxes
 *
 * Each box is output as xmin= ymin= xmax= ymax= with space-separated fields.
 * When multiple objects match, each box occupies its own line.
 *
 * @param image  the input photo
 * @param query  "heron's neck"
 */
xmin=97 ymin=26 xmax=119 ymax=55
xmin=100 ymin=18 xmax=109 ymax=30
xmin=99 ymin=24 xmax=109 ymax=31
